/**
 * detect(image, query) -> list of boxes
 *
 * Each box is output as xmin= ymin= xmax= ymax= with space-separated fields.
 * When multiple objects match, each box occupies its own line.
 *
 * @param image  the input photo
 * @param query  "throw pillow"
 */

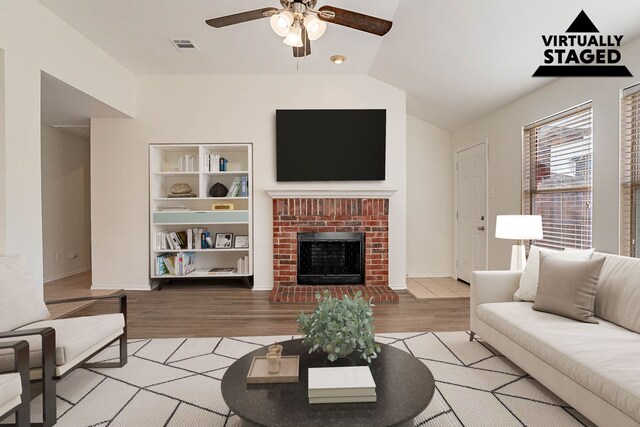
xmin=0 ymin=255 xmax=51 ymax=331
xmin=514 ymin=246 xmax=595 ymax=302
xmin=532 ymin=253 xmax=605 ymax=323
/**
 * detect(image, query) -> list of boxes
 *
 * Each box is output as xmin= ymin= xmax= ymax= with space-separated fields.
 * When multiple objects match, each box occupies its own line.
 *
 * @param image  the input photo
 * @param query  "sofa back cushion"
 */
xmin=595 ymin=253 xmax=640 ymax=333
xmin=0 ymin=256 xmax=50 ymax=331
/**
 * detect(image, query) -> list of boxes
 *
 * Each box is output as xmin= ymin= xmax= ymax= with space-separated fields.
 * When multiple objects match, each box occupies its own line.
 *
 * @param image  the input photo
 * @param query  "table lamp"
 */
xmin=495 ymin=215 xmax=543 ymax=270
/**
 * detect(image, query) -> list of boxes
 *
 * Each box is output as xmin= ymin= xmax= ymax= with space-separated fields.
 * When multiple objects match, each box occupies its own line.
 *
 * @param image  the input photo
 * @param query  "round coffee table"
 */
xmin=221 ymin=338 xmax=435 ymax=427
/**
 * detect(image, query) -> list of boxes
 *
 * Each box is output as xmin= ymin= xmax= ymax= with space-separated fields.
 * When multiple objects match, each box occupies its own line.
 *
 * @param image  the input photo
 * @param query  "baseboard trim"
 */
xmin=44 ymin=267 xmax=91 ymax=283
xmin=251 ymin=284 xmax=273 ymax=292
xmin=407 ymin=273 xmax=453 ymax=278
xmin=389 ymin=284 xmax=408 ymax=291
xmin=91 ymin=284 xmax=154 ymax=291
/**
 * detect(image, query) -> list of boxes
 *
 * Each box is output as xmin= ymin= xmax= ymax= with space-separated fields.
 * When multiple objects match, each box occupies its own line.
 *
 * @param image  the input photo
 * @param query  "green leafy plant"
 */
xmin=297 ymin=290 xmax=381 ymax=363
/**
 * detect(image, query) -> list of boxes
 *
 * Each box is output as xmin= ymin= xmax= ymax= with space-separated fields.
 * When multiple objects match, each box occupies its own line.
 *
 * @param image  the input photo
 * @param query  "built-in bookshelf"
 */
xmin=149 ymin=144 xmax=253 ymax=285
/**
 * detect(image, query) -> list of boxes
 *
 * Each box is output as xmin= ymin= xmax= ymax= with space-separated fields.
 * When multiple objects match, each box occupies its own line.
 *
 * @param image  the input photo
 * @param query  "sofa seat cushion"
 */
xmin=477 ymin=302 xmax=640 ymax=421
xmin=0 ymin=314 xmax=124 ymax=372
xmin=0 ymin=372 xmax=21 ymax=412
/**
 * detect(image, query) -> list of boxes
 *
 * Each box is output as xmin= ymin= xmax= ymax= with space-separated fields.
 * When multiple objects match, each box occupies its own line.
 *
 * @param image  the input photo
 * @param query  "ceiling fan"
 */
xmin=205 ymin=0 xmax=393 ymax=58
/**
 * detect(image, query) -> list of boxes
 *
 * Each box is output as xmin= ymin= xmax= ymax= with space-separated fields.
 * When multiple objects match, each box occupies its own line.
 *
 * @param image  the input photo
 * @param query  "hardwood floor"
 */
xmin=44 ymin=271 xmax=116 ymax=319
xmin=47 ymin=273 xmax=470 ymax=339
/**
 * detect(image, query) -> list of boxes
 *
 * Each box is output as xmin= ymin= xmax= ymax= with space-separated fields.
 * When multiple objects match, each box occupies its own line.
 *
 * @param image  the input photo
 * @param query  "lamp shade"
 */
xmin=495 ymin=215 xmax=543 ymax=240
xmin=270 ymin=11 xmax=293 ymax=37
xmin=304 ymin=14 xmax=327 ymax=41
xmin=283 ymin=22 xmax=303 ymax=47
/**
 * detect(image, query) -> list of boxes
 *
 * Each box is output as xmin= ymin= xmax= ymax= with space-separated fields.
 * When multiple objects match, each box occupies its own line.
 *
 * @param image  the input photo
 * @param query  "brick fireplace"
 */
xmin=269 ymin=196 xmax=398 ymax=303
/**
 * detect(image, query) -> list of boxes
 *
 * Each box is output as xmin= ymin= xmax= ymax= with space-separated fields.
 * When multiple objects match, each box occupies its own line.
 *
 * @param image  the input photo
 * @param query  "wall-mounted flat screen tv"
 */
xmin=276 ymin=109 xmax=386 ymax=181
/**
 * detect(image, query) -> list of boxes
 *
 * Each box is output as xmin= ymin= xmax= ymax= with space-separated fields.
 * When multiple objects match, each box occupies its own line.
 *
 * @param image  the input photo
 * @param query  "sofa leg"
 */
xmin=42 ymin=331 xmax=57 ymax=427
xmin=469 ymin=331 xmax=475 ymax=341
xmin=119 ymin=332 xmax=128 ymax=367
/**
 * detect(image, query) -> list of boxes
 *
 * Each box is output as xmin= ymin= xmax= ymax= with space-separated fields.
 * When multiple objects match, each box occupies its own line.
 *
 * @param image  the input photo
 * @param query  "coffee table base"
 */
xmin=240 ymin=419 xmax=414 ymax=427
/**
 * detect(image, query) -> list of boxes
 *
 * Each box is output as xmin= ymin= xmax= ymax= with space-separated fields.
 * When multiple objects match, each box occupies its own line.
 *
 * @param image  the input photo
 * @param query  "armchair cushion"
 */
xmin=0 ymin=372 xmax=21 ymax=416
xmin=0 ymin=256 xmax=50 ymax=331
xmin=0 ymin=314 xmax=124 ymax=372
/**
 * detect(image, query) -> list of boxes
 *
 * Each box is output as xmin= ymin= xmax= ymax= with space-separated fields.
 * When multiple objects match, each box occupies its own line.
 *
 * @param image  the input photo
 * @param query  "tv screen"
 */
xmin=276 ymin=109 xmax=386 ymax=181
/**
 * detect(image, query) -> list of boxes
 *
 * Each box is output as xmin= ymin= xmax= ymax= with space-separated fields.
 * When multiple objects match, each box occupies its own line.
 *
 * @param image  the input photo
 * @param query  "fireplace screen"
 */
xmin=297 ymin=232 xmax=365 ymax=285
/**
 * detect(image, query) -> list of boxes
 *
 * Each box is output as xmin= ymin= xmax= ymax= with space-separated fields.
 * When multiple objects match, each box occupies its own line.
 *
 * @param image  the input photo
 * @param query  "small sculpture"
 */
xmin=266 ymin=342 xmax=283 ymax=374
xmin=209 ymin=182 xmax=229 ymax=197
xmin=169 ymin=183 xmax=192 ymax=195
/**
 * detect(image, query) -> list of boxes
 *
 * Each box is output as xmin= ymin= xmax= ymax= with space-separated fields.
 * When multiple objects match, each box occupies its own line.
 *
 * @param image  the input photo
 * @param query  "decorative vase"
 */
xmin=336 ymin=344 xmax=354 ymax=359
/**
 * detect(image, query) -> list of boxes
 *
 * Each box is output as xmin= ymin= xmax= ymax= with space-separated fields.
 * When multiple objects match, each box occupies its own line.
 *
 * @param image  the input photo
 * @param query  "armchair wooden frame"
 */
xmin=0 ymin=292 xmax=127 ymax=427
xmin=0 ymin=340 xmax=31 ymax=427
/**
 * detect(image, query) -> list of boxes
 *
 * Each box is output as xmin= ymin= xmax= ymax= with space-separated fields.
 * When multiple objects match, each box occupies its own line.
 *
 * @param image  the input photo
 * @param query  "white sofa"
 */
xmin=471 ymin=252 xmax=640 ymax=427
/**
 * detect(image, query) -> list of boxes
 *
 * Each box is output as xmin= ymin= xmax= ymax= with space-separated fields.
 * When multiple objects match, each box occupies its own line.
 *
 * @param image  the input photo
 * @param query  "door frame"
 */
xmin=454 ymin=138 xmax=489 ymax=280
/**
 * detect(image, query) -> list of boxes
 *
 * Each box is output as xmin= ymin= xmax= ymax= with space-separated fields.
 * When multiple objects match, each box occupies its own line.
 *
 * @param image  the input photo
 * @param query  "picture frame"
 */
xmin=234 ymin=235 xmax=249 ymax=249
xmin=215 ymin=233 xmax=234 ymax=249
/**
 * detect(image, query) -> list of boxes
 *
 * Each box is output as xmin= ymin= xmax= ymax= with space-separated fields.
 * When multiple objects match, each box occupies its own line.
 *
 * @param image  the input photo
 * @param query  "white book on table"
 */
xmin=308 ymin=366 xmax=376 ymax=398
xmin=309 ymin=394 xmax=377 ymax=404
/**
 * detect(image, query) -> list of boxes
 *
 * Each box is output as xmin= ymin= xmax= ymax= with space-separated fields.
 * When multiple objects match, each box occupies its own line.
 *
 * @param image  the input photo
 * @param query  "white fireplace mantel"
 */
xmin=265 ymin=188 xmax=398 ymax=199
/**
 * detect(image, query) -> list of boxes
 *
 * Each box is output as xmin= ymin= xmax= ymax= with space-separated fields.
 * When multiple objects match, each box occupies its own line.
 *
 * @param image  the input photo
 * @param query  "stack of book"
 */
xmin=155 ymin=228 xmax=210 ymax=250
xmin=236 ymin=255 xmax=249 ymax=274
xmin=307 ymin=366 xmax=376 ymax=404
xmin=178 ymin=155 xmax=196 ymax=172
xmin=154 ymin=252 xmax=196 ymax=276
xmin=227 ymin=176 xmax=249 ymax=197
xmin=201 ymin=154 xmax=229 ymax=172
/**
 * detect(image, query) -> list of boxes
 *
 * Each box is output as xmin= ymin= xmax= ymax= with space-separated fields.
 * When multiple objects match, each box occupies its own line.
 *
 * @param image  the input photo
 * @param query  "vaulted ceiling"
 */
xmin=39 ymin=0 xmax=640 ymax=131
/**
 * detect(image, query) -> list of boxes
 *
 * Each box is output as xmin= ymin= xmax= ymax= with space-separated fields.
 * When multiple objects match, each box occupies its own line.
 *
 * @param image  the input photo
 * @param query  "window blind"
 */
xmin=621 ymin=84 xmax=640 ymax=257
xmin=523 ymin=103 xmax=593 ymax=250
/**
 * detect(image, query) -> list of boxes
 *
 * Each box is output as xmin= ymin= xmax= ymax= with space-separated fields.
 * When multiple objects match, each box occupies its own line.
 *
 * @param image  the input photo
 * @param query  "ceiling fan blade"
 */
xmin=293 ymin=28 xmax=311 ymax=58
xmin=205 ymin=7 xmax=278 ymax=28
xmin=318 ymin=6 xmax=392 ymax=36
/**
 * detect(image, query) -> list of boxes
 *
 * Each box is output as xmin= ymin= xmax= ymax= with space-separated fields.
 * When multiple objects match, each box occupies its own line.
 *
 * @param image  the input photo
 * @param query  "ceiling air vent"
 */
xmin=170 ymin=39 xmax=199 ymax=51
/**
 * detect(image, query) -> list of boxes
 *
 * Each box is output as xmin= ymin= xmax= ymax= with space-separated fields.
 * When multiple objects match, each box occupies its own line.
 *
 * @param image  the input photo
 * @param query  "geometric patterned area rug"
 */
xmin=14 ymin=332 xmax=593 ymax=426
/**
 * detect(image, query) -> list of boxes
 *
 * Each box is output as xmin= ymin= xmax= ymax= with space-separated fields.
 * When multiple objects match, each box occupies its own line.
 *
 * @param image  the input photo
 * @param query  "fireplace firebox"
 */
xmin=297 ymin=232 xmax=365 ymax=285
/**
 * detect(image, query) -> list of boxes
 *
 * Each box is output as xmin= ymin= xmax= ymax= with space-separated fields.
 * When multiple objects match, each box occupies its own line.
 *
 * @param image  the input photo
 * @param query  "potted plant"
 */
xmin=297 ymin=290 xmax=381 ymax=363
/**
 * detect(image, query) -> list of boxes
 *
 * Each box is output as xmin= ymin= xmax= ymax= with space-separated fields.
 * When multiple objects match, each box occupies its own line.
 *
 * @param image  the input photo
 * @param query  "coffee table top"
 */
xmin=221 ymin=338 xmax=435 ymax=427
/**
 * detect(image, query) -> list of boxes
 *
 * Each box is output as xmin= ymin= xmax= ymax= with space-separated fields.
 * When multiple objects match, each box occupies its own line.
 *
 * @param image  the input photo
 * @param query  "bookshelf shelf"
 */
xmin=153 ymin=172 xmax=200 ymax=176
xmin=152 ymin=248 xmax=250 ymax=253
xmin=150 ymin=143 xmax=253 ymax=285
xmin=153 ymin=197 xmax=250 ymax=201
xmin=200 ymin=171 xmax=249 ymax=175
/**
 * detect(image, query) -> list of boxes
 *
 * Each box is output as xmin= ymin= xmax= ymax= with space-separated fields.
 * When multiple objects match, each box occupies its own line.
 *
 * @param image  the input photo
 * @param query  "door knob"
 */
xmin=477 ymin=226 xmax=485 ymax=231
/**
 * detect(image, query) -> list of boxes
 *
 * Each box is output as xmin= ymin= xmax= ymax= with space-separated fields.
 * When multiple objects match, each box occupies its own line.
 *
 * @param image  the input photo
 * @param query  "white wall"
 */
xmin=41 ymin=125 xmax=91 ymax=282
xmin=406 ymin=115 xmax=453 ymax=276
xmin=0 ymin=1 xmax=135 ymax=290
xmin=91 ymin=74 xmax=407 ymax=290
xmin=0 ymin=49 xmax=6 ymax=257
xmin=452 ymin=37 xmax=640 ymax=269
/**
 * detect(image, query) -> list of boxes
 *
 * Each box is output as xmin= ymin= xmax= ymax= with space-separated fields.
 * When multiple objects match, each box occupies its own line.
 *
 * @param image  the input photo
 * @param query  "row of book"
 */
xmin=228 ymin=176 xmax=249 ymax=197
xmin=237 ymin=255 xmax=250 ymax=274
xmin=155 ymin=252 xmax=196 ymax=276
xmin=202 ymin=154 xmax=230 ymax=172
xmin=308 ymin=366 xmax=376 ymax=404
xmin=178 ymin=155 xmax=197 ymax=172
xmin=155 ymin=255 xmax=250 ymax=277
xmin=155 ymin=228 xmax=212 ymax=251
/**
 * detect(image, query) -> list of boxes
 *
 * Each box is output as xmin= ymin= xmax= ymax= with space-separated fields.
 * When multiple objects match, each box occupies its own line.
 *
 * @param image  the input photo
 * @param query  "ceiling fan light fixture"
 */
xmin=304 ymin=14 xmax=326 ymax=41
xmin=270 ymin=10 xmax=293 ymax=37
xmin=283 ymin=21 xmax=304 ymax=47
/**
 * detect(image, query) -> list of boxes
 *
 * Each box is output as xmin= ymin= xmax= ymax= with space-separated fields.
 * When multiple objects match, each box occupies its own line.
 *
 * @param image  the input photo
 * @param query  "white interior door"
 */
xmin=456 ymin=142 xmax=487 ymax=282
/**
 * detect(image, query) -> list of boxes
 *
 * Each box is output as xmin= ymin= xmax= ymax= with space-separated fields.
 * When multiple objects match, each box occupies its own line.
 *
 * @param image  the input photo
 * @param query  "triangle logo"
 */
xmin=566 ymin=10 xmax=599 ymax=33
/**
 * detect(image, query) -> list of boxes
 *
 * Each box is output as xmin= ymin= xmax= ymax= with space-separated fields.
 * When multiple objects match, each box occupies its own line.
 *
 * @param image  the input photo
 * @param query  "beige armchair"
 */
xmin=0 ymin=340 xmax=30 ymax=427
xmin=0 ymin=256 xmax=127 ymax=426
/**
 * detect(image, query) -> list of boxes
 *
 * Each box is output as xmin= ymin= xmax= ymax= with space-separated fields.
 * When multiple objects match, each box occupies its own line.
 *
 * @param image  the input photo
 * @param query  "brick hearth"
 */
xmin=270 ymin=198 xmax=398 ymax=303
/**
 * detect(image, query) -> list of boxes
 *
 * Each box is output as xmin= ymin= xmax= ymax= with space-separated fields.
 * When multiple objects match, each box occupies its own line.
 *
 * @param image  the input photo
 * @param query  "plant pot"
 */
xmin=336 ymin=344 xmax=354 ymax=358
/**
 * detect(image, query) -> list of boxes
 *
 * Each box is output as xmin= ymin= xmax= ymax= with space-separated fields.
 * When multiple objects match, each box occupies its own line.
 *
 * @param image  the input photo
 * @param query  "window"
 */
xmin=522 ymin=103 xmax=593 ymax=250
xmin=621 ymin=84 xmax=640 ymax=257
